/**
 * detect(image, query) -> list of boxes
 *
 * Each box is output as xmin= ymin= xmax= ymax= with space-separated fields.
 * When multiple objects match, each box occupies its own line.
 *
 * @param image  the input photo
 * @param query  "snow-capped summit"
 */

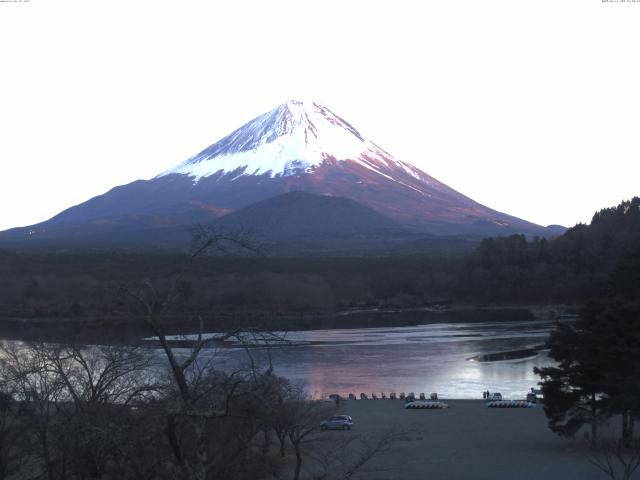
xmin=160 ymin=100 xmax=427 ymax=183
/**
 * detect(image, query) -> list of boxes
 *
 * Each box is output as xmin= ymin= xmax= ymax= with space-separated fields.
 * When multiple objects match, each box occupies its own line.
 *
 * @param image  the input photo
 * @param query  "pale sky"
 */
xmin=1 ymin=0 xmax=639 ymax=231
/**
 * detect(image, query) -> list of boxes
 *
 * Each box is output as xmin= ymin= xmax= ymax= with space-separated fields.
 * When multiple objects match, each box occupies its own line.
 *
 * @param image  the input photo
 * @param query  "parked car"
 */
xmin=488 ymin=392 xmax=502 ymax=401
xmin=526 ymin=393 xmax=537 ymax=403
xmin=320 ymin=415 xmax=353 ymax=430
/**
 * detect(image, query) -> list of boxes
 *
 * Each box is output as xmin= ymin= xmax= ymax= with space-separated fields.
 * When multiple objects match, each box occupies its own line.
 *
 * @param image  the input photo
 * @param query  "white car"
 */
xmin=320 ymin=415 xmax=353 ymax=430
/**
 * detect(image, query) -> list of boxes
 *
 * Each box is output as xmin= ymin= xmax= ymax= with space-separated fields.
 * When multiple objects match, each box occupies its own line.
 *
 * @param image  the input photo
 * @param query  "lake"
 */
xmin=173 ymin=318 xmax=560 ymax=400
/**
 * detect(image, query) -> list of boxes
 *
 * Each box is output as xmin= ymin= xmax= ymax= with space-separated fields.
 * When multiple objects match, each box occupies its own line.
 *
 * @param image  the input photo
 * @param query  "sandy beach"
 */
xmin=308 ymin=399 xmax=607 ymax=480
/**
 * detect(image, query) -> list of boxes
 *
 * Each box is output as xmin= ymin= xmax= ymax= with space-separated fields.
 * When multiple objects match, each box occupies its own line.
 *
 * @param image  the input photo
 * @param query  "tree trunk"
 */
xmin=293 ymin=443 xmax=302 ymax=480
xmin=590 ymin=393 xmax=597 ymax=448
xmin=165 ymin=414 xmax=189 ymax=478
xmin=40 ymin=429 xmax=55 ymax=480
xmin=621 ymin=410 xmax=635 ymax=448
xmin=261 ymin=428 xmax=271 ymax=455
xmin=279 ymin=435 xmax=286 ymax=458
xmin=193 ymin=419 xmax=207 ymax=480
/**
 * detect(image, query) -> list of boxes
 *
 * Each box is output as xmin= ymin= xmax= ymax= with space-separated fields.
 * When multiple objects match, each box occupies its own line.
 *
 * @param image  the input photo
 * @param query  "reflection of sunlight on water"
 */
xmin=210 ymin=320 xmax=558 ymax=400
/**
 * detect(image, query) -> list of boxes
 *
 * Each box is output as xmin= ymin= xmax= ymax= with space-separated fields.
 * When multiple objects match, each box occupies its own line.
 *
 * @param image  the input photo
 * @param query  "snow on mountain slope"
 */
xmin=151 ymin=100 xmax=560 ymax=235
xmin=160 ymin=100 xmax=429 ymax=185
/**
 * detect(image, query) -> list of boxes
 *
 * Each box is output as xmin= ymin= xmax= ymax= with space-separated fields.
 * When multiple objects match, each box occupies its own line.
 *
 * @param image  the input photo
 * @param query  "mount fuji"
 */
xmin=0 ymin=100 xmax=563 ymax=251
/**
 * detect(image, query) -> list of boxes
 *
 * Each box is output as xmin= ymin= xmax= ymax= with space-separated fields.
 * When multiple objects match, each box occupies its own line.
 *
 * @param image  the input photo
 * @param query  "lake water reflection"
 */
xmin=198 ymin=319 xmax=558 ymax=400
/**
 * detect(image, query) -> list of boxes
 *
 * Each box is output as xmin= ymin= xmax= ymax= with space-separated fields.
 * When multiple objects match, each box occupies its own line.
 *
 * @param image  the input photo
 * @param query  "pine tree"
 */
xmin=534 ymin=309 xmax=610 ymax=446
xmin=535 ymin=247 xmax=640 ymax=446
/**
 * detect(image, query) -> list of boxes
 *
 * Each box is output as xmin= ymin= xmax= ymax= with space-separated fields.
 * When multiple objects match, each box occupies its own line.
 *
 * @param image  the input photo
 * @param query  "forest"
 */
xmin=0 ymin=197 xmax=638 ymax=337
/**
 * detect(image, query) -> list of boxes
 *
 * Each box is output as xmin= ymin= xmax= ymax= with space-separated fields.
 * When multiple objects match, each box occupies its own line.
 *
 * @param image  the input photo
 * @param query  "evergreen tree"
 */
xmin=535 ymin=247 xmax=640 ymax=446
xmin=534 ymin=308 xmax=610 ymax=446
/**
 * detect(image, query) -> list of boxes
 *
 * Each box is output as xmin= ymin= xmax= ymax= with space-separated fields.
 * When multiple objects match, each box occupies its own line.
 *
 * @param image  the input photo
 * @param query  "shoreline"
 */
xmin=0 ymin=303 xmax=577 ymax=344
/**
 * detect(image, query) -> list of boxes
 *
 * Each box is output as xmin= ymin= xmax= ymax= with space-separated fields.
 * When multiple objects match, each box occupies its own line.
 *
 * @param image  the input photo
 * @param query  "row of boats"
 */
xmin=341 ymin=392 xmax=439 ymax=401
xmin=486 ymin=400 xmax=536 ymax=408
xmin=330 ymin=390 xmax=539 ymax=409
xmin=404 ymin=399 xmax=535 ymax=409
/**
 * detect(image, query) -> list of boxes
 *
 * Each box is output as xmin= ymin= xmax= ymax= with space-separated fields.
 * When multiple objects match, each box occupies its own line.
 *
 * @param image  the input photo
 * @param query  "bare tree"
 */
xmin=119 ymin=228 xmax=259 ymax=409
xmin=42 ymin=344 xmax=159 ymax=407
xmin=283 ymin=388 xmax=333 ymax=480
xmin=268 ymin=383 xmax=295 ymax=458
xmin=118 ymin=229 xmax=276 ymax=480
xmin=0 ymin=390 xmax=25 ymax=480
xmin=587 ymin=436 xmax=640 ymax=480
xmin=45 ymin=344 xmax=159 ymax=479
xmin=0 ymin=342 xmax=67 ymax=480
xmin=309 ymin=426 xmax=414 ymax=480
xmin=0 ymin=340 xmax=161 ymax=480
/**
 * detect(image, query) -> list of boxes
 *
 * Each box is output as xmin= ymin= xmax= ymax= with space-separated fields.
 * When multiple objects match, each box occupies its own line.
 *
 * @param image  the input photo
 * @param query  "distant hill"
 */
xmin=211 ymin=191 xmax=485 ymax=255
xmin=214 ymin=190 xmax=400 ymax=237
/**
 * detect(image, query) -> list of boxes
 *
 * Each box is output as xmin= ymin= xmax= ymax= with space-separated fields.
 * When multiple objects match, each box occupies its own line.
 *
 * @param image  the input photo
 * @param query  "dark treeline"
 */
xmin=1 ymin=197 xmax=638 ymax=330
xmin=465 ymin=197 xmax=640 ymax=303
xmin=0 ymin=254 xmax=462 ymax=320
